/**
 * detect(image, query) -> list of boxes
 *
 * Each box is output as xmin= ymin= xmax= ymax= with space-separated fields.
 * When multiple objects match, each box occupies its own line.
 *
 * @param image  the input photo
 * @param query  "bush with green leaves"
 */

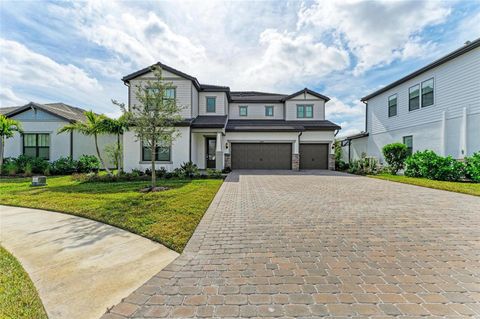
xmin=382 ymin=143 xmax=408 ymax=175
xmin=404 ymin=150 xmax=464 ymax=181
xmin=3 ymin=159 xmax=17 ymax=176
xmin=180 ymin=161 xmax=199 ymax=178
xmin=50 ymin=157 xmax=77 ymax=175
xmin=76 ymin=155 xmax=100 ymax=173
xmin=348 ymin=156 xmax=379 ymax=175
xmin=465 ymin=152 xmax=480 ymax=182
xmin=206 ymin=168 xmax=223 ymax=179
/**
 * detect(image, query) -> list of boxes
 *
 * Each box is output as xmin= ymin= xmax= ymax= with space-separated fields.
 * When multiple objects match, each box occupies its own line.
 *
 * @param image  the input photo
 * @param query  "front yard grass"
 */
xmin=0 ymin=245 xmax=48 ymax=319
xmin=0 ymin=176 xmax=223 ymax=252
xmin=370 ymin=174 xmax=480 ymax=196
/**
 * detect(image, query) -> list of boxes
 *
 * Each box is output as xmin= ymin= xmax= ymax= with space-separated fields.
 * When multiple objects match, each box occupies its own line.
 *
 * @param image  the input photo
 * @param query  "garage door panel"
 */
xmin=231 ymin=143 xmax=291 ymax=169
xmin=299 ymin=143 xmax=328 ymax=169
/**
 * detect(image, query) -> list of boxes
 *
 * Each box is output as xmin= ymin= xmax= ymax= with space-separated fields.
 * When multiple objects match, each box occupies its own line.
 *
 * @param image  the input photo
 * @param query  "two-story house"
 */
xmin=341 ymin=38 xmax=480 ymax=163
xmin=122 ymin=62 xmax=341 ymax=171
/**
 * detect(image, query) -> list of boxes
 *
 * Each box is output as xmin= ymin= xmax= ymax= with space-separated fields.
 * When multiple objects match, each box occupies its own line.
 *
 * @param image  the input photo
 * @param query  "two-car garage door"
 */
xmin=230 ymin=142 xmax=329 ymax=170
xmin=231 ymin=143 xmax=291 ymax=169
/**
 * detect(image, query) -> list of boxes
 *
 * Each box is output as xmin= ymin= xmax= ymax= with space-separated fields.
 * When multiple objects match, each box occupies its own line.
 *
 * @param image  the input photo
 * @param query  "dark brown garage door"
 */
xmin=231 ymin=143 xmax=292 ymax=169
xmin=299 ymin=143 xmax=329 ymax=169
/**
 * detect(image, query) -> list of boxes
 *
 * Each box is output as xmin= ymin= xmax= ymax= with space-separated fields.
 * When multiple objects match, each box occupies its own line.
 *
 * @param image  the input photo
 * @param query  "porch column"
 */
xmin=215 ymin=132 xmax=223 ymax=170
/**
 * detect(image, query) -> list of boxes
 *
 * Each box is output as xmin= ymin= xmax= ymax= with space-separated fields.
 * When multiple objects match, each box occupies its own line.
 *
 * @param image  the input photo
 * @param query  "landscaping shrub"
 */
xmin=348 ymin=156 xmax=379 ymax=175
xmin=336 ymin=160 xmax=349 ymax=171
xmin=180 ymin=161 xmax=199 ymax=178
xmin=3 ymin=160 xmax=18 ymax=176
xmin=382 ymin=143 xmax=408 ymax=175
xmin=206 ymin=168 xmax=223 ymax=179
xmin=465 ymin=152 xmax=480 ymax=182
xmin=76 ymin=155 xmax=100 ymax=173
xmin=50 ymin=157 xmax=77 ymax=175
xmin=404 ymin=150 xmax=464 ymax=181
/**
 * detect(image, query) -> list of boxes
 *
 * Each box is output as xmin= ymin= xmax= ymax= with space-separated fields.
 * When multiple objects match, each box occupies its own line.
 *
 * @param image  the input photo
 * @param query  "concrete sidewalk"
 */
xmin=0 ymin=205 xmax=179 ymax=319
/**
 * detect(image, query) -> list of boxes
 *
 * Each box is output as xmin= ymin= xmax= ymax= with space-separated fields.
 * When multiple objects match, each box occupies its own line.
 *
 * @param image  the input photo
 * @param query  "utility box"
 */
xmin=31 ymin=176 xmax=47 ymax=186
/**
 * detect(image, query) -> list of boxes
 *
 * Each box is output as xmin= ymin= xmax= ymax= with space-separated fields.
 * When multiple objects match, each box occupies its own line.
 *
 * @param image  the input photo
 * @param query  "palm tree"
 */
xmin=101 ymin=115 xmax=128 ymax=175
xmin=0 ymin=114 xmax=23 ymax=174
xmin=58 ymin=111 xmax=112 ymax=175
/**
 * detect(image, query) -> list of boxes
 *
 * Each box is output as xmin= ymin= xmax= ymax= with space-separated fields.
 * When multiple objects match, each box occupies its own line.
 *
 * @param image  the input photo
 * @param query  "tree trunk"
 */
xmin=94 ymin=134 xmax=112 ymax=175
xmin=117 ymin=133 xmax=121 ymax=176
xmin=151 ymin=138 xmax=156 ymax=188
xmin=0 ymin=136 xmax=4 ymax=175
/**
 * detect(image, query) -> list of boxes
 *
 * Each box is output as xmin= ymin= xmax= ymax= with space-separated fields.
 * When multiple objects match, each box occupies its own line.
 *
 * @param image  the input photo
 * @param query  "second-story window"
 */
xmin=421 ymin=78 xmax=434 ymax=107
xmin=409 ymin=84 xmax=420 ymax=111
xmin=163 ymin=88 xmax=176 ymax=102
xmin=265 ymin=106 xmax=274 ymax=117
xmin=239 ymin=106 xmax=248 ymax=116
xmin=206 ymin=97 xmax=216 ymax=113
xmin=297 ymin=105 xmax=313 ymax=118
xmin=388 ymin=94 xmax=397 ymax=117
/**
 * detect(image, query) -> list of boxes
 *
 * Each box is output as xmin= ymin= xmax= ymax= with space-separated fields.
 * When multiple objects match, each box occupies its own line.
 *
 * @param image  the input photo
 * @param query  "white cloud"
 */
xmin=67 ymin=1 xmax=207 ymax=71
xmin=0 ymin=87 xmax=24 ymax=107
xmin=298 ymin=0 xmax=451 ymax=75
xmin=0 ymin=38 xmax=99 ymax=92
xmin=326 ymin=97 xmax=364 ymax=119
xmin=240 ymin=30 xmax=350 ymax=90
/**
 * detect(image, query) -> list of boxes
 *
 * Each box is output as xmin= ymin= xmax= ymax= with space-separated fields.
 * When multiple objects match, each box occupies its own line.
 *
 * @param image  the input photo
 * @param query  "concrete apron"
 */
xmin=0 ymin=205 xmax=179 ymax=319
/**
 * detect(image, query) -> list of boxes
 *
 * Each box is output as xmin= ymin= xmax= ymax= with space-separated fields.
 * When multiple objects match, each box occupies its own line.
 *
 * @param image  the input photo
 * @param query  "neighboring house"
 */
xmin=122 ymin=62 xmax=341 ymax=171
xmin=0 ymin=102 xmax=116 ymax=165
xmin=341 ymin=38 xmax=480 ymax=163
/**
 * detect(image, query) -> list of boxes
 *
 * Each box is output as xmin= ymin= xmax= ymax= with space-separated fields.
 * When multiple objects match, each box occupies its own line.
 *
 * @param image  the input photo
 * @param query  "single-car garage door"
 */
xmin=231 ymin=143 xmax=292 ymax=169
xmin=299 ymin=143 xmax=329 ymax=169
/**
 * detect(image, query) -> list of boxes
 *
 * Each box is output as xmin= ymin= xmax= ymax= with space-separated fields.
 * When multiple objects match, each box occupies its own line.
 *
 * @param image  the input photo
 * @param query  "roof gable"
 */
xmin=282 ymin=88 xmax=330 ymax=102
xmin=3 ymin=102 xmax=87 ymax=122
xmin=122 ymin=62 xmax=202 ymax=89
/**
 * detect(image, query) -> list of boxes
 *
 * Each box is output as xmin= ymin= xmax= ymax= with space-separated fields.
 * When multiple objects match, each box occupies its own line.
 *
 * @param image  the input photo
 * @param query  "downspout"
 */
xmin=361 ymin=100 xmax=368 ymax=132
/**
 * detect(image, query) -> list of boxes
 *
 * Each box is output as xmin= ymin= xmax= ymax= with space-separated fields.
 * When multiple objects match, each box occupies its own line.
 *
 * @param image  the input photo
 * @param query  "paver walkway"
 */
xmin=104 ymin=170 xmax=480 ymax=318
xmin=0 ymin=205 xmax=179 ymax=319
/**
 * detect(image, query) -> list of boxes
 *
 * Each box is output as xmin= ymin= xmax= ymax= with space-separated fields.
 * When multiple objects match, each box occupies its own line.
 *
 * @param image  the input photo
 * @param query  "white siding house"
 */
xmin=342 ymin=39 xmax=480 ymax=163
xmin=121 ymin=62 xmax=341 ymax=171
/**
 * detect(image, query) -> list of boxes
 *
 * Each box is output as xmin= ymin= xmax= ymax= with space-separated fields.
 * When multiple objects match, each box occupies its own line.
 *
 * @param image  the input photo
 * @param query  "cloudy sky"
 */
xmin=1 ymin=0 xmax=479 ymax=136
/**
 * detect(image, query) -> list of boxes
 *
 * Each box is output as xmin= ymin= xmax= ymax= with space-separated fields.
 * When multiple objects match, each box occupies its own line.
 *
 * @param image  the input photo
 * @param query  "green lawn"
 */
xmin=370 ymin=174 xmax=480 ymax=196
xmin=0 ymin=176 xmax=223 ymax=252
xmin=0 ymin=245 xmax=48 ymax=319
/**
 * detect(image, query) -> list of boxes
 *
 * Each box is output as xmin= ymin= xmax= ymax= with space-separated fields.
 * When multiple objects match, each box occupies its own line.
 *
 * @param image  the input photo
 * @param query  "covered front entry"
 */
xmin=231 ymin=143 xmax=291 ymax=169
xmin=299 ymin=143 xmax=329 ymax=169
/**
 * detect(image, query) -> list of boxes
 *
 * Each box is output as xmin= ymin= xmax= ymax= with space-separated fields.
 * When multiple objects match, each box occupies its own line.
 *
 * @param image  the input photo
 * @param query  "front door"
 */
xmin=206 ymin=138 xmax=216 ymax=169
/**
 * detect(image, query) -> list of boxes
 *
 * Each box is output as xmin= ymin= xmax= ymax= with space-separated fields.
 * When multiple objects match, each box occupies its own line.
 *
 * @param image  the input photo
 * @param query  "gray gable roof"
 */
xmin=361 ymin=37 xmax=480 ymax=101
xmin=122 ymin=62 xmax=330 ymax=103
xmin=1 ymin=102 xmax=88 ymax=122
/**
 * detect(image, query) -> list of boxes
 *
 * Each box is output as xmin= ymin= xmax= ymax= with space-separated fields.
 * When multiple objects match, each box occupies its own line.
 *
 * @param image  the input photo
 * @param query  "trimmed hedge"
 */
xmin=404 ymin=150 xmax=466 ymax=182
xmin=382 ymin=143 xmax=408 ymax=175
xmin=1 ymin=155 xmax=100 ymax=176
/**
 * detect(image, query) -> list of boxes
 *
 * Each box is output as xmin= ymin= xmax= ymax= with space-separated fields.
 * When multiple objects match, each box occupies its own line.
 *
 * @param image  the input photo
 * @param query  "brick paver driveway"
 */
xmin=104 ymin=171 xmax=480 ymax=318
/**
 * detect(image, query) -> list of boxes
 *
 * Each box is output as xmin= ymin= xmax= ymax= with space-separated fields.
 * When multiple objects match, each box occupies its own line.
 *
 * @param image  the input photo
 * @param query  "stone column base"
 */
xmin=292 ymin=154 xmax=299 ymax=171
xmin=328 ymin=154 xmax=335 ymax=170
xmin=224 ymin=153 xmax=231 ymax=170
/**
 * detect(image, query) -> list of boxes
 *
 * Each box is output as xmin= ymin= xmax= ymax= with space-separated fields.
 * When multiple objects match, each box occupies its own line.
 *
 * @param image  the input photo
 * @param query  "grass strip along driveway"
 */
xmin=371 ymin=174 xmax=480 ymax=196
xmin=0 ymin=176 xmax=223 ymax=252
xmin=0 ymin=245 xmax=48 ymax=319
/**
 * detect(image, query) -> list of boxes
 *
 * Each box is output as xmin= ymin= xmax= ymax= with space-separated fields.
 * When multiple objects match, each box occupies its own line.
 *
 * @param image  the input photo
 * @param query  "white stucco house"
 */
xmin=122 ymin=62 xmax=341 ymax=172
xmin=341 ymin=38 xmax=480 ymax=163
xmin=0 ymin=102 xmax=116 ymax=165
